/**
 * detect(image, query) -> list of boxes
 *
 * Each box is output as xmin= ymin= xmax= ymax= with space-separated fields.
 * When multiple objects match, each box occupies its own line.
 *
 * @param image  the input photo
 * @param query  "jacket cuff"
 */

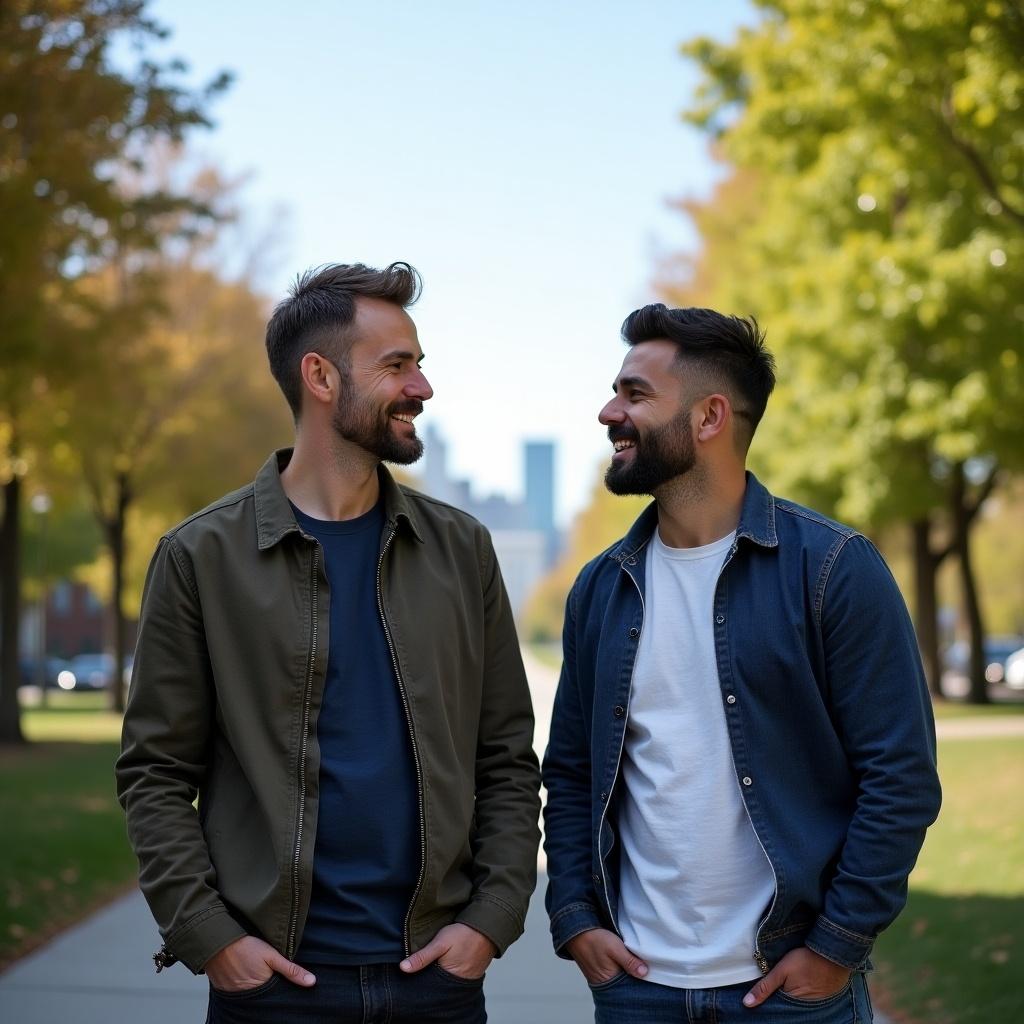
xmin=803 ymin=914 xmax=873 ymax=970
xmin=550 ymin=901 xmax=604 ymax=959
xmin=165 ymin=906 xmax=248 ymax=974
xmin=456 ymin=893 xmax=526 ymax=957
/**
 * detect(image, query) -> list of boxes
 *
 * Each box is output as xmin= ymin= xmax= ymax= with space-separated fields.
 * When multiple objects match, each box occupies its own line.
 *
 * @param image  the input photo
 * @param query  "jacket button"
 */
xmin=629 ymin=627 xmax=639 ymax=638
xmin=716 ymin=614 xmax=726 ymax=625
xmin=726 ymin=694 xmax=737 ymax=705
xmin=614 ymin=705 xmax=625 ymax=717
xmin=742 ymin=776 xmax=753 ymax=786
xmin=592 ymin=873 xmax=601 ymax=884
xmin=600 ymin=791 xmax=608 ymax=802
xmin=627 ymin=556 xmax=637 ymax=565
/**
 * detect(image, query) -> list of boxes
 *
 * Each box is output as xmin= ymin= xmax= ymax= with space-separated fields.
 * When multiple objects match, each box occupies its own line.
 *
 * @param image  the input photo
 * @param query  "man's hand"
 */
xmin=565 ymin=928 xmax=648 ymax=987
xmin=399 ymin=923 xmax=497 ymax=980
xmin=743 ymin=947 xmax=851 ymax=1007
xmin=204 ymin=936 xmax=316 ymax=993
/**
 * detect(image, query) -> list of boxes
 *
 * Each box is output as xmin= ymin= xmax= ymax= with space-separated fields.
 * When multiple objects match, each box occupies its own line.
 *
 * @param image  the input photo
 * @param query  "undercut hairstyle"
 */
xmin=265 ymin=262 xmax=422 ymax=417
xmin=621 ymin=304 xmax=776 ymax=450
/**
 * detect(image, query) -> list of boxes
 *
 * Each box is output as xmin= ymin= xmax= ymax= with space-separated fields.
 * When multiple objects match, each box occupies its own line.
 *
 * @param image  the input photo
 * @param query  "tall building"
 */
xmin=524 ymin=441 xmax=558 ymax=565
xmin=414 ymin=427 xmax=561 ymax=619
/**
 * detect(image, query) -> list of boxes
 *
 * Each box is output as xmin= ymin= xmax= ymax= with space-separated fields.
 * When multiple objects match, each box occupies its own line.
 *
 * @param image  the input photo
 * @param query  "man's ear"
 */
xmin=299 ymin=352 xmax=337 ymax=407
xmin=695 ymin=393 xmax=731 ymax=443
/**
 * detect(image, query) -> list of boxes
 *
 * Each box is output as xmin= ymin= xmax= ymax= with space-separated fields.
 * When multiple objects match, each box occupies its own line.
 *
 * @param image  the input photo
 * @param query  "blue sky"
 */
xmin=151 ymin=0 xmax=753 ymax=524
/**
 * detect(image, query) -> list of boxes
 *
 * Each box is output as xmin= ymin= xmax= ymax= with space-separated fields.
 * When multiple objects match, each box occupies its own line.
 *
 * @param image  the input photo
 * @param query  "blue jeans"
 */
xmin=591 ymin=972 xmax=873 ymax=1024
xmin=206 ymin=962 xmax=486 ymax=1024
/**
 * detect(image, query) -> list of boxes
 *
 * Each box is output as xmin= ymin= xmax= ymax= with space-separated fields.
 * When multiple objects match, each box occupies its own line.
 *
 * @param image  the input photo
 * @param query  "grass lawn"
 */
xmin=931 ymin=698 xmax=1024 ymax=720
xmin=0 ymin=696 xmax=135 ymax=970
xmin=872 ymin=737 xmax=1024 ymax=1023
xmin=3 ymin=691 xmax=1022 ymax=1024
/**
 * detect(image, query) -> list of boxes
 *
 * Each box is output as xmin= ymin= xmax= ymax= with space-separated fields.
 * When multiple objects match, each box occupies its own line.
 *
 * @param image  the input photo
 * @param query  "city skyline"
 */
xmin=147 ymin=0 xmax=754 ymax=526
xmin=417 ymin=425 xmax=561 ymax=618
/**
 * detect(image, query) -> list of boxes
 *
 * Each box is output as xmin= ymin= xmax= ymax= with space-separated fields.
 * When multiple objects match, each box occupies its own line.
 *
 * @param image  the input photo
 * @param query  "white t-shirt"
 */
xmin=617 ymin=528 xmax=775 ymax=989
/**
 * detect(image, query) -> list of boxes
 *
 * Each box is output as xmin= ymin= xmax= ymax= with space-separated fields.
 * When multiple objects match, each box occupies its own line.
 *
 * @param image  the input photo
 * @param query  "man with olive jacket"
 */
xmin=117 ymin=262 xmax=541 ymax=1023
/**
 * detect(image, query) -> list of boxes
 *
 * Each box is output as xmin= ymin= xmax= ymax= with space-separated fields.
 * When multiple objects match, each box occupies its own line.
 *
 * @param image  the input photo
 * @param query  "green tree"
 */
xmin=0 ymin=1 xmax=228 ymax=739
xmin=676 ymin=0 xmax=1024 ymax=701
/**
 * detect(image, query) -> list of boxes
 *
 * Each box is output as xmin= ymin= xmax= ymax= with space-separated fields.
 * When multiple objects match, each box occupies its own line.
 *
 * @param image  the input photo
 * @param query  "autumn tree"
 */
xmin=0 ymin=1 xmax=229 ymax=739
xmin=675 ymin=0 xmax=1024 ymax=701
xmin=52 ymin=162 xmax=290 ymax=710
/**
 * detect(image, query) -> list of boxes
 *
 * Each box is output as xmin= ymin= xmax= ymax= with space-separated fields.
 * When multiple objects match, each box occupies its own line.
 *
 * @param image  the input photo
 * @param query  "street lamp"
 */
xmin=29 ymin=492 xmax=52 ymax=708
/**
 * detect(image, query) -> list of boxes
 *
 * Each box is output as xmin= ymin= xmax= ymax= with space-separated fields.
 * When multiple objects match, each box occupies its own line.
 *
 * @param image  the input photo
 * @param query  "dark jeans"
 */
xmin=590 ymin=971 xmax=873 ymax=1024
xmin=206 ymin=962 xmax=486 ymax=1024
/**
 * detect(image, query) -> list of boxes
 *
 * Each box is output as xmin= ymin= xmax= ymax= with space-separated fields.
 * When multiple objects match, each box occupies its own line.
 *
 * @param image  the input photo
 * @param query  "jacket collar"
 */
xmin=254 ymin=448 xmax=424 ymax=551
xmin=608 ymin=470 xmax=778 ymax=563
xmin=736 ymin=471 xmax=779 ymax=549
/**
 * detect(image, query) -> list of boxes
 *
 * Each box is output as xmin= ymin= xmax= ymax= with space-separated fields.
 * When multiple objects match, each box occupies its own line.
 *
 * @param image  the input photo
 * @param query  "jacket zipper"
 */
xmin=597 ymin=554 xmax=647 ymax=933
xmin=377 ymin=524 xmax=427 ymax=957
xmin=286 ymin=542 xmax=320 ymax=959
xmin=741 ymin=796 xmax=777 ymax=975
xmin=718 ymin=541 xmax=777 ymax=975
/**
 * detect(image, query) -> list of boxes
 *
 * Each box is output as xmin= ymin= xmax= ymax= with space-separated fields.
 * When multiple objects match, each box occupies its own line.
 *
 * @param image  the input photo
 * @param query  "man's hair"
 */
xmin=620 ymin=304 xmax=776 ymax=449
xmin=265 ymin=262 xmax=422 ymax=417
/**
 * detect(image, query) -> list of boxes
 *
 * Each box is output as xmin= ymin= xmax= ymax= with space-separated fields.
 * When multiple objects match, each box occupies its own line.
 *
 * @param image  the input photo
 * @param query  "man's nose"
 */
xmin=406 ymin=369 xmax=433 ymax=401
xmin=599 ymin=398 xmax=624 ymax=425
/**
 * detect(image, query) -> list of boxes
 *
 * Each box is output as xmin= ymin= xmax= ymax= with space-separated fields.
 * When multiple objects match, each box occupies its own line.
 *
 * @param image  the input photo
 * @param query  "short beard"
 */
xmin=604 ymin=409 xmax=695 ymax=496
xmin=331 ymin=381 xmax=424 ymax=466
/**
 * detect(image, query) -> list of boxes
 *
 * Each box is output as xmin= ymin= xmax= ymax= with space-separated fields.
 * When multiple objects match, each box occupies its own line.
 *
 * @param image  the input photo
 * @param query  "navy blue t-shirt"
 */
xmin=292 ymin=500 xmax=419 ymax=965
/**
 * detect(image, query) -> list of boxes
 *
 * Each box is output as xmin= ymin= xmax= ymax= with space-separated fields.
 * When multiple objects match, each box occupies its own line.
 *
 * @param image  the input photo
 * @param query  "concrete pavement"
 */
xmin=935 ymin=715 xmax=1024 ymax=739
xmin=0 ymin=879 xmax=593 ymax=1024
xmin=0 ymin=647 xmax=899 ymax=1022
xmin=0 ymin=648 xmax=591 ymax=1024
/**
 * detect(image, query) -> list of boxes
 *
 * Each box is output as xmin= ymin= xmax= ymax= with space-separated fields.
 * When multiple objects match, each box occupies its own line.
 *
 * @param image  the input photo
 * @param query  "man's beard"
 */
xmin=604 ymin=410 xmax=696 ymax=496
xmin=332 ymin=382 xmax=424 ymax=465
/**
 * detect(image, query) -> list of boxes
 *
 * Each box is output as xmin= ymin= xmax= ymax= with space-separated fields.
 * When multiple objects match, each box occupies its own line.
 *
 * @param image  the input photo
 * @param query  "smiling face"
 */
xmin=599 ymin=340 xmax=698 ymax=496
xmin=330 ymin=296 xmax=433 ymax=465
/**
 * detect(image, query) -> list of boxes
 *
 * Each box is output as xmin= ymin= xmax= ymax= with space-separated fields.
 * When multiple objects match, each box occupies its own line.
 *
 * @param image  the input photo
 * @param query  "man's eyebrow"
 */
xmin=612 ymin=375 xmax=652 ymax=394
xmin=378 ymin=349 xmax=423 ymax=364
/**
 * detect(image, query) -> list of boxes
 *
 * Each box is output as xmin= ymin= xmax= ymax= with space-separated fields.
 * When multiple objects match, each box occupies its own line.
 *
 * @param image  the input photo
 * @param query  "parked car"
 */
xmin=64 ymin=653 xmax=115 ymax=691
xmin=1005 ymin=647 xmax=1024 ymax=690
xmin=18 ymin=655 xmax=73 ymax=690
xmin=60 ymin=652 xmax=134 ymax=693
xmin=942 ymin=637 xmax=1024 ymax=691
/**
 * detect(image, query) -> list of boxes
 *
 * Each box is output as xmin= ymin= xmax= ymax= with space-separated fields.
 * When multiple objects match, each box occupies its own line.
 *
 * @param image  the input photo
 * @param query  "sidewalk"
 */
xmin=0 ymin=880 xmax=593 ymax=1024
xmin=0 ymin=648 xmax=895 ymax=1022
xmin=0 ymin=648 xmax=591 ymax=1023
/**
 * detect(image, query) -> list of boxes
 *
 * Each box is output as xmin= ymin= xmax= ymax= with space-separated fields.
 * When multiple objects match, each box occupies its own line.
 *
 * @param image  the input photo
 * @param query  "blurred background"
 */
xmin=1 ymin=2 xmax=1021 ymax=1022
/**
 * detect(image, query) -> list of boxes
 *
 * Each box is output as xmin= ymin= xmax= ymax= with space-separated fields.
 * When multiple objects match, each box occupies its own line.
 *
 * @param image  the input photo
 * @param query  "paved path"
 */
xmin=0 ymin=881 xmax=593 ymax=1024
xmin=0 ymin=649 xmax=588 ymax=1024
xmin=935 ymin=715 xmax=1024 ymax=739
xmin=0 ymin=648 xmax=898 ymax=1022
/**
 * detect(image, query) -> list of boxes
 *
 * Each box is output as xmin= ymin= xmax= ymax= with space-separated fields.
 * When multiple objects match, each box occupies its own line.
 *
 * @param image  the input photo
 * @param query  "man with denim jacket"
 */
xmin=118 ymin=263 xmax=541 ymax=1023
xmin=543 ymin=304 xmax=940 ymax=1022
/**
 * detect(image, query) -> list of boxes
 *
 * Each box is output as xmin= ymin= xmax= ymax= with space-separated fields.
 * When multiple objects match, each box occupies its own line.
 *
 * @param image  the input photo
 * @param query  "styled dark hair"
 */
xmin=621 ymin=304 xmax=776 ymax=447
xmin=265 ymin=262 xmax=422 ymax=417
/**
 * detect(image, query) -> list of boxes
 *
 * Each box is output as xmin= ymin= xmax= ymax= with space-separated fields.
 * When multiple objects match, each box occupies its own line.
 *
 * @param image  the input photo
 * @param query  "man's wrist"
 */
xmin=459 ymin=923 xmax=498 ymax=957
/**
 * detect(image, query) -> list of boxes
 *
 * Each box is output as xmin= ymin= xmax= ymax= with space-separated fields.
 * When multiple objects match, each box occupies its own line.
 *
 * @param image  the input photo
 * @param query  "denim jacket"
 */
xmin=542 ymin=473 xmax=940 ymax=973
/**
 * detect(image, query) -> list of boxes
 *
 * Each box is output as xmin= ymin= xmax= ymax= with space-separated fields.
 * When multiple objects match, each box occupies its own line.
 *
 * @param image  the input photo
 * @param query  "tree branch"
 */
xmin=935 ymin=94 xmax=1024 ymax=229
xmin=964 ymin=464 xmax=1000 ymax=526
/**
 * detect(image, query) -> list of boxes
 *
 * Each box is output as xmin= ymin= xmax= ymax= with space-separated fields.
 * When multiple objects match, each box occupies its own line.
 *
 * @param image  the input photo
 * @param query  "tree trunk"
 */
xmin=106 ymin=471 xmax=131 ymax=714
xmin=911 ymin=518 xmax=943 ymax=698
xmin=951 ymin=464 xmax=989 ymax=704
xmin=0 ymin=475 xmax=26 ymax=744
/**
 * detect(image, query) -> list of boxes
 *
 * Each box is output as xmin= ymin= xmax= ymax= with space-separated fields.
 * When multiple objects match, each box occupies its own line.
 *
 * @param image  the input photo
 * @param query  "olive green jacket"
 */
xmin=116 ymin=450 xmax=541 ymax=974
